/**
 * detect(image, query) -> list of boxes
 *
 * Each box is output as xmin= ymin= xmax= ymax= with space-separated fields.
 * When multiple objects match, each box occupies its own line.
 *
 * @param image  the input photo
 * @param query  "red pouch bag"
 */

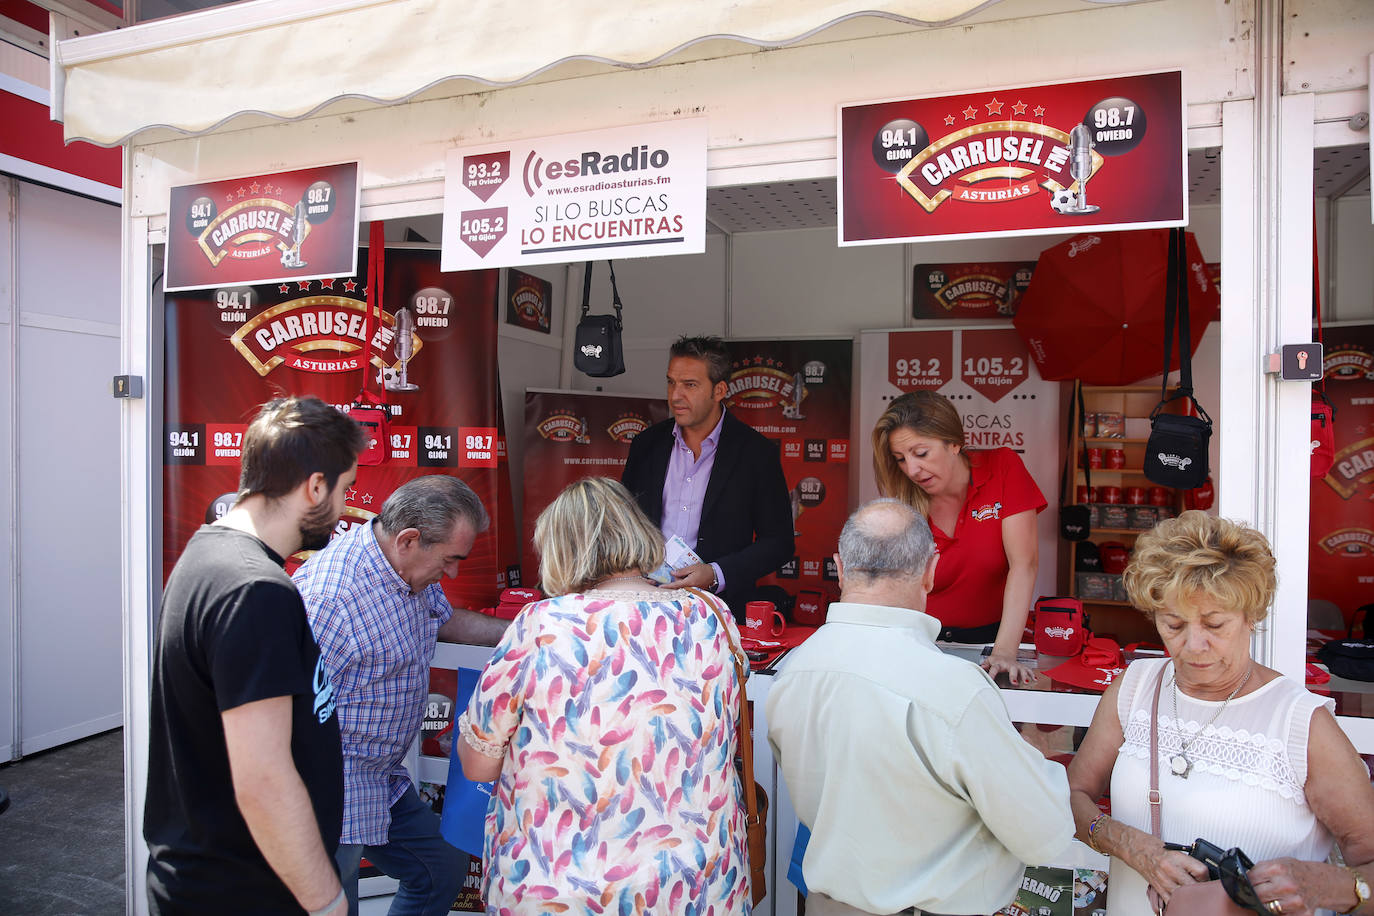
xmin=1034 ymin=596 xmax=1086 ymax=656
xmin=1311 ymin=392 xmax=1335 ymax=478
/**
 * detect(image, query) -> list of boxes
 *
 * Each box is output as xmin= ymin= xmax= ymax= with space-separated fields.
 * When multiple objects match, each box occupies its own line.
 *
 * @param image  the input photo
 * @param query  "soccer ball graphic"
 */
xmin=1050 ymin=188 xmax=1081 ymax=214
xmin=376 ymin=366 xmax=401 ymax=389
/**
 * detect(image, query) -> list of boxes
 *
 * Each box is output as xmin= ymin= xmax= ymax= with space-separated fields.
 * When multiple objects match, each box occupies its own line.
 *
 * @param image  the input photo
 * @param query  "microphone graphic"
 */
xmin=282 ymin=200 xmax=310 ymax=268
xmin=388 ymin=307 xmax=420 ymax=391
xmin=1065 ymin=124 xmax=1100 ymax=214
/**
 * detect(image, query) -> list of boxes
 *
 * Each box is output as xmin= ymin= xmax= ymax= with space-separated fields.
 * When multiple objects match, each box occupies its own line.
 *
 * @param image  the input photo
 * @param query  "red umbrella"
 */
xmin=1013 ymin=229 xmax=1219 ymax=385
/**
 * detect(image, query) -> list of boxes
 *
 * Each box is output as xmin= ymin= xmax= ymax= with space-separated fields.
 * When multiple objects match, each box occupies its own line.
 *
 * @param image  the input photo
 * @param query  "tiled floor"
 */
xmin=0 ymin=728 xmax=126 ymax=915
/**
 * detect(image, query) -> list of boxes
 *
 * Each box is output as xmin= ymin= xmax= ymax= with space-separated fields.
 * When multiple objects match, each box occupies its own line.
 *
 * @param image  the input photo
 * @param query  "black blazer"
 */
xmin=622 ymin=410 xmax=795 ymax=618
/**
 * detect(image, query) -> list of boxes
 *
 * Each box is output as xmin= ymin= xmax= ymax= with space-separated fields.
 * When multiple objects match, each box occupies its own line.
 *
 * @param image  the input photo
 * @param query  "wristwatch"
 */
xmin=709 ymin=566 xmax=719 ymax=592
xmin=1348 ymin=868 xmax=1370 ymax=914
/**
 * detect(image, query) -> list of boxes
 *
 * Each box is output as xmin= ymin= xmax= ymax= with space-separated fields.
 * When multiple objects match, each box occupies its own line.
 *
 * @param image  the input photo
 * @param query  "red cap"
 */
xmin=1044 ymin=636 xmax=1127 ymax=692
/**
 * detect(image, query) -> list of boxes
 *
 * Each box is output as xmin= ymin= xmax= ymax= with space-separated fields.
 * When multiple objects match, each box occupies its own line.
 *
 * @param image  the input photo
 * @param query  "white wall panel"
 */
xmin=0 ymin=179 xmax=15 ymax=760
xmin=14 ymin=182 xmax=122 ymax=753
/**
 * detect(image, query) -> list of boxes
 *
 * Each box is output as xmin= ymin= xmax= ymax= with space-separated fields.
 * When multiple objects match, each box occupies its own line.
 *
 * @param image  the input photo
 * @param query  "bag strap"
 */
xmin=1159 ymin=228 xmax=1180 ymax=405
xmin=580 ymin=261 xmax=625 ymax=327
xmin=688 ymin=587 xmax=762 ymax=829
xmin=359 ymin=222 xmax=388 ymax=406
xmin=1152 ymin=229 xmax=1211 ymax=426
xmin=1149 ymin=663 xmax=1167 ymax=838
xmin=1060 ymin=379 xmax=1090 ymax=506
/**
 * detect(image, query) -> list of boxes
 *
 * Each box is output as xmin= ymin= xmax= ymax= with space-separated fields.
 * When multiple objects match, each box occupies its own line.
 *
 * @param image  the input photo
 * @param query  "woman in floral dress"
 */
xmin=457 ymin=477 xmax=751 ymax=914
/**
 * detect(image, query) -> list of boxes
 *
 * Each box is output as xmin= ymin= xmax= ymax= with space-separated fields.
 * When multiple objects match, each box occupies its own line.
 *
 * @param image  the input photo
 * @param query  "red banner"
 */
xmin=1310 ymin=323 xmax=1374 ymax=627
xmin=723 ymin=340 xmax=853 ymax=604
xmin=163 ymin=247 xmax=518 ymax=610
xmin=840 ymin=71 xmax=1185 ymax=244
xmin=520 ymin=391 xmax=670 ymax=585
xmin=166 ymin=162 xmax=360 ymax=291
xmin=913 ymin=261 xmax=1036 ymax=320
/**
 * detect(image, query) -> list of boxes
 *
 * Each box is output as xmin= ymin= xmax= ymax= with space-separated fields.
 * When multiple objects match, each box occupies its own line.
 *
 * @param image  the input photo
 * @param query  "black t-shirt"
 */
xmin=145 ymin=525 xmax=342 ymax=915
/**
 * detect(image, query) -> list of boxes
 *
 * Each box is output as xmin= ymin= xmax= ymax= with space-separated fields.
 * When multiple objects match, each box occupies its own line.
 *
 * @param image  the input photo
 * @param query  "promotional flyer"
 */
xmin=442 ymin=118 xmax=706 ymax=271
xmin=520 ymin=390 xmax=670 ymax=586
xmin=858 ymin=327 xmax=1061 ymax=604
xmin=1310 ymin=323 xmax=1374 ymax=626
xmin=722 ymin=339 xmax=853 ymax=604
xmin=165 ymin=162 xmax=360 ymax=291
xmin=162 ymin=246 xmax=518 ymax=610
xmin=913 ymin=261 xmax=1037 ymax=320
xmin=840 ymin=71 xmax=1185 ymax=245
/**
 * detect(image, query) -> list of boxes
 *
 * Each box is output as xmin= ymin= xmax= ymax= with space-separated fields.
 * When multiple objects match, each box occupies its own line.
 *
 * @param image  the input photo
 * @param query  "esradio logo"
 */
xmin=607 ymin=414 xmax=649 ymax=443
xmin=537 ymin=413 xmax=590 ymax=443
xmin=230 ymin=296 xmax=422 ymax=377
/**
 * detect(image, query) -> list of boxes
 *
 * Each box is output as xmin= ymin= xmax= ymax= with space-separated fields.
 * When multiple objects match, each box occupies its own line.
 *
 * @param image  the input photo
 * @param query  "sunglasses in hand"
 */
xmin=1164 ymin=839 xmax=1264 ymax=913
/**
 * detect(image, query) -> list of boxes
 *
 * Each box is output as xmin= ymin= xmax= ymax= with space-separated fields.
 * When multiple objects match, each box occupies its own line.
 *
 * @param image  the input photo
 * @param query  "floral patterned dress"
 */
xmin=459 ymin=587 xmax=751 ymax=915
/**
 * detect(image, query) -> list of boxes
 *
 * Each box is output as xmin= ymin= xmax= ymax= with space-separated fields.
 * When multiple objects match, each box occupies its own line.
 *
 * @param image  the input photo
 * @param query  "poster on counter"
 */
xmin=442 ymin=118 xmax=706 ymax=271
xmin=858 ymin=327 xmax=1061 ymax=605
xmin=913 ymin=261 xmax=1037 ymax=320
xmin=839 ymin=70 xmax=1185 ymax=245
xmin=521 ymin=390 xmax=671 ymax=586
xmin=165 ymin=162 xmax=360 ymax=291
xmin=163 ymin=246 xmax=519 ymax=610
xmin=722 ymin=339 xmax=853 ymax=604
xmin=1310 ymin=323 xmax=1374 ymax=627
xmin=505 ymin=267 xmax=552 ymax=333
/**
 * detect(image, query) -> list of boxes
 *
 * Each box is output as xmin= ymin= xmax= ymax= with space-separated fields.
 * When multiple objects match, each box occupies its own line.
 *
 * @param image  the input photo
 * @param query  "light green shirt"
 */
xmin=765 ymin=601 xmax=1074 ymax=915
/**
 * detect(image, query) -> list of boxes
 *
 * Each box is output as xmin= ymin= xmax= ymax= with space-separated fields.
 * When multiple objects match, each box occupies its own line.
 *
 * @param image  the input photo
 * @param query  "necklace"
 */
xmin=593 ymin=574 xmax=651 ymax=590
xmin=1168 ymin=661 xmax=1253 ymax=778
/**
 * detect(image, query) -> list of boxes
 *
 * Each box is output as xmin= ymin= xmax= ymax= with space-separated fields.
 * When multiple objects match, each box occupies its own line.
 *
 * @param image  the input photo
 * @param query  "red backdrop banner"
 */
xmin=520 ymin=391 xmax=670 ymax=586
xmin=1310 ymin=323 xmax=1374 ymax=627
xmin=840 ymin=71 xmax=1184 ymax=244
xmin=163 ymin=246 xmax=517 ymax=610
xmin=722 ymin=339 xmax=853 ymax=605
xmin=913 ymin=261 xmax=1037 ymax=320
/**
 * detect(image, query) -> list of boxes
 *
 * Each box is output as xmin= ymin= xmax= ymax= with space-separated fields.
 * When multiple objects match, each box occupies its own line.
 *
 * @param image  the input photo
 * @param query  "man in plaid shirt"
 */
xmin=295 ymin=476 xmax=509 ymax=916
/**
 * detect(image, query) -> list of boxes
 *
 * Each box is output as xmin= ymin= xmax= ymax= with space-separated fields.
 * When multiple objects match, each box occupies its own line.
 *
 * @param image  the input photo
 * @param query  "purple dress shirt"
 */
xmin=662 ymin=410 xmax=727 ymax=591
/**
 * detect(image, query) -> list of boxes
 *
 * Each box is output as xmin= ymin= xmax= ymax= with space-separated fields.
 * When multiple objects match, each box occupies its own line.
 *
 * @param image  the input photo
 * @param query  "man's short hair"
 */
xmin=837 ymin=498 xmax=936 ymax=584
xmin=376 ymin=475 xmax=491 ymax=546
xmin=669 ymin=335 xmax=731 ymax=386
xmin=238 ymin=396 xmax=367 ymax=502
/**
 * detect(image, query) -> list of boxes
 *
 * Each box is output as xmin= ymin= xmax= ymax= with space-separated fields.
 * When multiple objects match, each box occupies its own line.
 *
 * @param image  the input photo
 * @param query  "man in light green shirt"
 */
xmin=766 ymin=499 xmax=1073 ymax=916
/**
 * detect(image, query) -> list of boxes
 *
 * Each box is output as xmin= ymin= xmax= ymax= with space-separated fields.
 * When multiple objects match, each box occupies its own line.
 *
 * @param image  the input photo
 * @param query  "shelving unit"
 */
xmin=1066 ymin=385 xmax=1188 ymax=645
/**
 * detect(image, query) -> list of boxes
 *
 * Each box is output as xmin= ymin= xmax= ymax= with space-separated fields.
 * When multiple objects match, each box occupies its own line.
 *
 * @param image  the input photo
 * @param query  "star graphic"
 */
xmin=986 ymin=97 xmax=1004 ymax=115
xmin=319 ymin=278 xmax=336 ymax=290
xmin=249 ymin=182 xmax=260 ymax=194
xmin=345 ymin=487 xmax=357 ymax=502
xmin=225 ymin=193 xmax=234 ymax=204
xmin=1033 ymin=105 xmax=1046 ymax=118
xmin=944 ymin=114 xmax=956 ymax=126
xmin=962 ymin=105 xmax=978 ymax=121
xmin=1012 ymin=100 xmax=1028 ymax=116
xmin=298 ymin=281 xmax=312 ymax=291
xmin=237 ymin=186 xmax=247 ymax=198
xmin=361 ymin=492 xmax=374 ymax=505
xmin=343 ymin=279 xmax=358 ymax=292
xmin=278 ymin=283 xmax=291 ymax=294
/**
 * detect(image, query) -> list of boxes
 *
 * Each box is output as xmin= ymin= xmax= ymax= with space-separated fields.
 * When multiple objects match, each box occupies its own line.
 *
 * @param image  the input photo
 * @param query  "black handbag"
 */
xmin=1317 ymin=605 xmax=1374 ymax=682
xmin=573 ymin=260 xmax=626 ymax=378
xmin=1060 ymin=380 xmax=1091 ymax=541
xmin=1146 ymin=228 xmax=1212 ymax=489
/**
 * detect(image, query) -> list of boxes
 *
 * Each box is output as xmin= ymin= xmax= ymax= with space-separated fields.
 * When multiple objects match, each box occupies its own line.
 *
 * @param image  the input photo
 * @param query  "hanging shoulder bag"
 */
xmin=1146 ymin=228 xmax=1213 ymax=489
xmin=573 ymin=260 xmax=626 ymax=378
xmin=1060 ymin=380 xmax=1091 ymax=541
xmin=351 ymin=222 xmax=390 ymax=466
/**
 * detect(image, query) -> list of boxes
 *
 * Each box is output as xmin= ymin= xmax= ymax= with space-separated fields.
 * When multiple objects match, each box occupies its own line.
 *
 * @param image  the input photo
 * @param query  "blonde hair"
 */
xmin=534 ymin=477 xmax=666 ymax=596
xmin=871 ymin=391 xmax=967 ymax=515
xmin=1123 ymin=511 xmax=1276 ymax=624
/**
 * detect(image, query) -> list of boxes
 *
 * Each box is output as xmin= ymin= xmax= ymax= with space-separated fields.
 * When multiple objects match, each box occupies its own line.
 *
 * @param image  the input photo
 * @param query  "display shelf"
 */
xmin=1083 ymin=437 xmax=1150 ymax=445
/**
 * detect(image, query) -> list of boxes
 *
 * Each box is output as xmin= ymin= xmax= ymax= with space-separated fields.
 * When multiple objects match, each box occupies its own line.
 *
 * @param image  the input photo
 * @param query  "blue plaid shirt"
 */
xmin=294 ymin=520 xmax=452 ymax=845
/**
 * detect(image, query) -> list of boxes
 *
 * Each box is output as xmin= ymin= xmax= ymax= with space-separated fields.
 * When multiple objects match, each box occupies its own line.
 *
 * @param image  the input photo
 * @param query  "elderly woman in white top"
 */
xmin=1067 ymin=512 xmax=1374 ymax=916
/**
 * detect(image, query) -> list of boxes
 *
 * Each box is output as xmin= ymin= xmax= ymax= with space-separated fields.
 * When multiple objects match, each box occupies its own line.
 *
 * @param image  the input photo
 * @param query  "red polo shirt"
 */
xmin=926 ymin=448 xmax=1046 ymax=629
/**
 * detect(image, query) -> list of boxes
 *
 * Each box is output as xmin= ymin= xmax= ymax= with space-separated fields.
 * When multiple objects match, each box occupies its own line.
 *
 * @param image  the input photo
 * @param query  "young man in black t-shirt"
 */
xmin=145 ymin=396 xmax=365 ymax=916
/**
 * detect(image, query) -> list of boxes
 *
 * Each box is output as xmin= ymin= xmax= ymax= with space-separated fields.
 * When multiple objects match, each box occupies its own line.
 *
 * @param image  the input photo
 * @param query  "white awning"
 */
xmin=53 ymin=0 xmax=1004 ymax=146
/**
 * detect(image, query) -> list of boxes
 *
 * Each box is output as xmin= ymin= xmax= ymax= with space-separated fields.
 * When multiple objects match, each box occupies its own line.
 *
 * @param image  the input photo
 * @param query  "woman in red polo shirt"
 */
xmin=872 ymin=391 xmax=1045 ymax=684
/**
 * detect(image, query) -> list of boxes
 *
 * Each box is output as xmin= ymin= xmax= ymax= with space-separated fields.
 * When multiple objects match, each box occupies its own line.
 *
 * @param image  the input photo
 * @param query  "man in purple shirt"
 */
xmin=622 ymin=334 xmax=794 ymax=619
xmin=294 ymin=476 xmax=509 ymax=916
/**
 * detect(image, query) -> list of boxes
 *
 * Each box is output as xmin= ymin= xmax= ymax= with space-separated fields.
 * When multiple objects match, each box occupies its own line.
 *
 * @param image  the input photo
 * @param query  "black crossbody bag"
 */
xmin=1145 ymin=228 xmax=1213 ymax=489
xmin=573 ymin=260 xmax=626 ymax=378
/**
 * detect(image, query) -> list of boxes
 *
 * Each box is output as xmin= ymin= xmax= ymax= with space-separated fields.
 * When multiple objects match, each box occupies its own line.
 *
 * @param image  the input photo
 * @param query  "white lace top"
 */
xmin=1106 ymin=658 xmax=1335 ymax=916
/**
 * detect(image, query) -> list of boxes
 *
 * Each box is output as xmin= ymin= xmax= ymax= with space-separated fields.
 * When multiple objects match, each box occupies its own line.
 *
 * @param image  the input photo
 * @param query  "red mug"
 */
xmin=792 ymin=590 xmax=828 ymax=627
xmin=1100 ymin=486 xmax=1122 ymax=504
xmin=1085 ymin=447 xmax=1103 ymax=469
xmin=1125 ymin=486 xmax=1146 ymax=505
xmin=1105 ymin=448 xmax=1126 ymax=469
xmin=742 ymin=601 xmax=786 ymax=640
xmin=1148 ymin=486 xmax=1171 ymax=506
xmin=1076 ymin=485 xmax=1098 ymax=504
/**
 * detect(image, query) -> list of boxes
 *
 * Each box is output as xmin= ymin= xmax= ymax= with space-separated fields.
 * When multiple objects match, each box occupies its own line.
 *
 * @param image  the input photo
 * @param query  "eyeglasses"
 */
xmin=1164 ymin=839 xmax=1262 ymax=912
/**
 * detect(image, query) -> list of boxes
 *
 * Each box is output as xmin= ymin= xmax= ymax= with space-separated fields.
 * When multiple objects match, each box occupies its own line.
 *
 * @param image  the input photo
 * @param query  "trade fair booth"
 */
xmin=48 ymin=0 xmax=1374 ymax=912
